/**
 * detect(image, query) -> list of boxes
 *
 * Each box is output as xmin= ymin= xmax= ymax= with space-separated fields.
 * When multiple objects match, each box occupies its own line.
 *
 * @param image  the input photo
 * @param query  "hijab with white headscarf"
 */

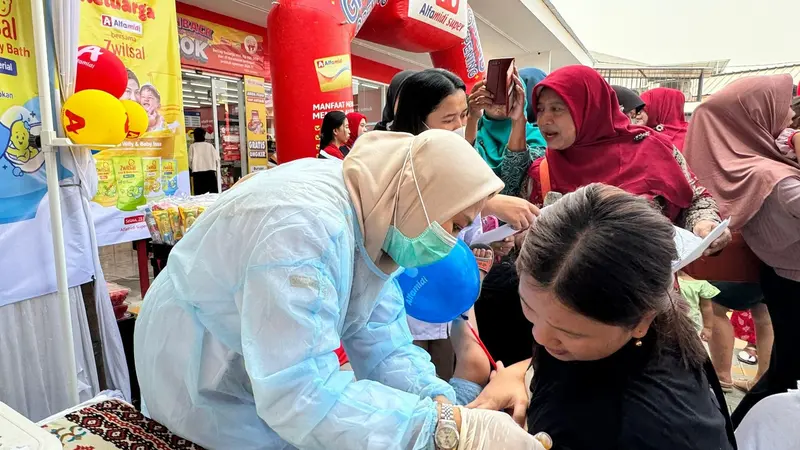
xmin=343 ymin=130 xmax=504 ymax=273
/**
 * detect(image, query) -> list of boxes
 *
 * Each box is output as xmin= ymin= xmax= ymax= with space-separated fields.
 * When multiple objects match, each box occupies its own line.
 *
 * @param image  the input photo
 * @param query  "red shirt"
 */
xmin=320 ymin=144 xmax=345 ymax=160
xmin=334 ymin=345 xmax=348 ymax=365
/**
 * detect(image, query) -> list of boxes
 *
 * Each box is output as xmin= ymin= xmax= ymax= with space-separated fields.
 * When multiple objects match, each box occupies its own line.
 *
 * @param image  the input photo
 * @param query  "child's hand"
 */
xmin=490 ymin=237 xmax=514 ymax=258
xmin=700 ymin=327 xmax=713 ymax=342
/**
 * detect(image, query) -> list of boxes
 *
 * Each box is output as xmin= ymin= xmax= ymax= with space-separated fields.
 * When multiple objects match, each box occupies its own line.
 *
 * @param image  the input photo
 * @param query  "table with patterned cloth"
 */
xmin=42 ymin=399 xmax=204 ymax=450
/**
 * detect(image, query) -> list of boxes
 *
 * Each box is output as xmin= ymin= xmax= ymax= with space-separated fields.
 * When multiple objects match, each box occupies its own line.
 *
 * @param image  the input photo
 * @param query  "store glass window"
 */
xmin=182 ymin=70 xmax=246 ymax=192
xmin=352 ymin=77 xmax=386 ymax=125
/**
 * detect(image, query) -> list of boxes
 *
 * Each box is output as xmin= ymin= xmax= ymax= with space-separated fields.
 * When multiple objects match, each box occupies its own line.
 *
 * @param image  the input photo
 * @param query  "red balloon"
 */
xmin=75 ymin=45 xmax=127 ymax=99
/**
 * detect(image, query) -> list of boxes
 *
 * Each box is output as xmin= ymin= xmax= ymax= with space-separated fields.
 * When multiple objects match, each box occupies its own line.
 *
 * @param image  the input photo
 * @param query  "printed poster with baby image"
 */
xmin=0 ymin=0 xmax=95 ymax=306
xmin=81 ymin=0 xmax=189 ymax=246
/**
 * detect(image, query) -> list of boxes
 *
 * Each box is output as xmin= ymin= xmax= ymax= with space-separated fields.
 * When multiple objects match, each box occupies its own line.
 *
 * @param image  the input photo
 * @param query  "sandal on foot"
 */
xmin=737 ymin=348 xmax=758 ymax=366
xmin=734 ymin=379 xmax=756 ymax=393
xmin=470 ymin=244 xmax=494 ymax=275
xmin=719 ymin=380 xmax=734 ymax=393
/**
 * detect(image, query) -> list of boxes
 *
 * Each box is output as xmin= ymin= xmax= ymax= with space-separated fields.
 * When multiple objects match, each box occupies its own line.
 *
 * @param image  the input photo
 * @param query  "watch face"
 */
xmin=435 ymin=425 xmax=458 ymax=449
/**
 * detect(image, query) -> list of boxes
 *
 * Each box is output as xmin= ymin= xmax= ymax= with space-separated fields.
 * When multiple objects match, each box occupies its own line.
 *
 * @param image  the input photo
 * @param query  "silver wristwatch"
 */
xmin=434 ymin=403 xmax=459 ymax=450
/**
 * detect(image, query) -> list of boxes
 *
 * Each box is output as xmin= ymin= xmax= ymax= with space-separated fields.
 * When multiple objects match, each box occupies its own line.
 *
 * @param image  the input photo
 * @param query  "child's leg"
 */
xmin=709 ymin=301 xmax=735 ymax=386
xmin=699 ymin=298 xmax=714 ymax=342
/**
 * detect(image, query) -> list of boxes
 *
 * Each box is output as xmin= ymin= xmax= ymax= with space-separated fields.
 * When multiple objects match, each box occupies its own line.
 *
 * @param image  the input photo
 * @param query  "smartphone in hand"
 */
xmin=485 ymin=58 xmax=516 ymax=115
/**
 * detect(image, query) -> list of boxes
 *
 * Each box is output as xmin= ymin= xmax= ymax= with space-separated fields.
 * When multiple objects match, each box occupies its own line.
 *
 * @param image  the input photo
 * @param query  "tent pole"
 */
xmin=30 ymin=0 xmax=80 ymax=406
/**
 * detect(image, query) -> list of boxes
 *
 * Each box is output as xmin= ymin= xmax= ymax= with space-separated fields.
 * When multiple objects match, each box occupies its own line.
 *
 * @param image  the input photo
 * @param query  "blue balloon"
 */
xmin=397 ymin=239 xmax=481 ymax=323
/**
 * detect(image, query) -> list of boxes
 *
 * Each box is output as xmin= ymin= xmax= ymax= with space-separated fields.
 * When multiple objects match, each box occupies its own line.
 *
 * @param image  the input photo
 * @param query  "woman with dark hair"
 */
xmin=685 ymin=74 xmax=800 ymax=425
xmin=464 ymin=67 xmax=549 ymax=366
xmin=189 ymin=127 xmax=219 ymax=194
xmin=318 ymin=111 xmax=350 ymax=159
xmin=641 ymin=87 xmax=689 ymax=151
xmin=344 ymin=112 xmax=368 ymax=152
xmin=391 ymin=68 xmax=540 ymax=377
xmin=374 ymin=70 xmax=416 ymax=131
xmin=467 ymin=184 xmax=737 ymax=450
xmin=393 ymin=69 xmax=469 ymax=136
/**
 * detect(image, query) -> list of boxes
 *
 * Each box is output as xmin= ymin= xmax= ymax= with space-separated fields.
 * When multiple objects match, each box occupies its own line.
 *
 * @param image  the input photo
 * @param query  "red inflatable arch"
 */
xmin=267 ymin=0 xmax=485 ymax=163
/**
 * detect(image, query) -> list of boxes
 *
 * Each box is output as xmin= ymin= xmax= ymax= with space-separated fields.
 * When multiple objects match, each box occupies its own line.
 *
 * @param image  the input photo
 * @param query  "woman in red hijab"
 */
xmin=641 ymin=87 xmax=689 ymax=151
xmin=501 ymin=65 xmax=730 ymax=252
xmin=344 ymin=112 xmax=368 ymax=154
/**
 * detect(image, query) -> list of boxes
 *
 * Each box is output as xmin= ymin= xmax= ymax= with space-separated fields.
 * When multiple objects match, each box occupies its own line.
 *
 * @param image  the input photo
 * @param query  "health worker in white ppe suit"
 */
xmin=134 ymin=130 xmax=545 ymax=450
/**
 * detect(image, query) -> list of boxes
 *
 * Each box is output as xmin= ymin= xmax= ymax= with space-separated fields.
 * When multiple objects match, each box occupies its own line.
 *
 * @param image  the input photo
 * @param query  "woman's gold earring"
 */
xmin=634 ymin=339 xmax=643 ymax=347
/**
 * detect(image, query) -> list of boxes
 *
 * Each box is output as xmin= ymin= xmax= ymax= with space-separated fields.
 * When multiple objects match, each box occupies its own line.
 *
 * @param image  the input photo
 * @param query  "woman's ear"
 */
xmin=632 ymin=311 xmax=657 ymax=339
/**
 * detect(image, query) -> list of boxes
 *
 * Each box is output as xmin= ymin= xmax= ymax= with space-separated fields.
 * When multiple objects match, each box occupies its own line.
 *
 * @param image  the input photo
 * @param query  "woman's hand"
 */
xmin=467 ymin=360 xmax=530 ymax=426
xmin=508 ymin=69 xmax=526 ymax=123
xmin=484 ymin=195 xmax=539 ymax=230
xmin=693 ymin=220 xmax=732 ymax=256
xmin=468 ymin=80 xmax=494 ymax=118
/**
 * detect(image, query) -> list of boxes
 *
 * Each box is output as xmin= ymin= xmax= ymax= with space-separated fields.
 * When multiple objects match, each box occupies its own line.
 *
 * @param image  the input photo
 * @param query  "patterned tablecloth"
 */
xmin=42 ymin=399 xmax=204 ymax=450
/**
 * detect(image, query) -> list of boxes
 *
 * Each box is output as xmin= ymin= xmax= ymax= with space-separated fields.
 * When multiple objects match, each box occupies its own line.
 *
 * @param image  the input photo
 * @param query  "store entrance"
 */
xmin=182 ymin=70 xmax=247 ymax=192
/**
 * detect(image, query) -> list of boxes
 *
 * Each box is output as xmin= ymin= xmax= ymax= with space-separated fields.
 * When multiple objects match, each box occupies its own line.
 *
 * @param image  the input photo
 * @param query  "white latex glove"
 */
xmin=457 ymin=407 xmax=546 ymax=450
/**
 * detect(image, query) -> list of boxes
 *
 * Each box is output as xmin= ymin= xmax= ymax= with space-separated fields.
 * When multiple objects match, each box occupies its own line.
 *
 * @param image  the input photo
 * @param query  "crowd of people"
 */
xmin=132 ymin=61 xmax=800 ymax=449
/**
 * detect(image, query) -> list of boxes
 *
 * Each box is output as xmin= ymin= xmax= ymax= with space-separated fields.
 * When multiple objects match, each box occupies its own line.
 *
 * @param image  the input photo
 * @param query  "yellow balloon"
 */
xmin=122 ymin=99 xmax=148 ymax=139
xmin=62 ymin=89 xmax=127 ymax=145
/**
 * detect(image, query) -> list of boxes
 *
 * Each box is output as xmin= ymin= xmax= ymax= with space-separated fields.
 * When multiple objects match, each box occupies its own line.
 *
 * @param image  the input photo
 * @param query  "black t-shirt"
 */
xmin=527 ymin=335 xmax=736 ymax=450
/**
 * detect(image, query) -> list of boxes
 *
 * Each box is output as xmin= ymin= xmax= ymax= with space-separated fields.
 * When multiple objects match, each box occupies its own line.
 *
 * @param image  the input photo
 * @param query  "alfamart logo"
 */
xmin=404 ymin=275 xmax=429 ymax=305
xmin=101 ymin=14 xmax=143 ymax=35
xmin=317 ymin=57 xmax=344 ymax=68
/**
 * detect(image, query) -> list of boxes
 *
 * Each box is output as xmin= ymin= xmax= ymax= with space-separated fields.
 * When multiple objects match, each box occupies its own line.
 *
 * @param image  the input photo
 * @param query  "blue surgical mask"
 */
xmin=382 ymin=146 xmax=458 ymax=268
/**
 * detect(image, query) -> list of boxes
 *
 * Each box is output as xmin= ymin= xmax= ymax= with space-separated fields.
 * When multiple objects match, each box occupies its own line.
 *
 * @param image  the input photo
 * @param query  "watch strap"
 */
xmin=440 ymin=403 xmax=454 ymax=421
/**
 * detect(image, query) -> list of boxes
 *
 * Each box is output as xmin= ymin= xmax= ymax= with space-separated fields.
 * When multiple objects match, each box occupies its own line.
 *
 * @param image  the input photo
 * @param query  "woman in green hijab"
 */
xmin=466 ymin=67 xmax=547 ymax=197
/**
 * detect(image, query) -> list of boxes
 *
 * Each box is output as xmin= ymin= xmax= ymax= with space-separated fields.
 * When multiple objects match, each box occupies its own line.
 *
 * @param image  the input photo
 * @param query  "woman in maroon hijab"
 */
xmin=501 ymin=65 xmax=731 ymax=251
xmin=641 ymin=87 xmax=689 ymax=151
xmin=685 ymin=74 xmax=800 ymax=426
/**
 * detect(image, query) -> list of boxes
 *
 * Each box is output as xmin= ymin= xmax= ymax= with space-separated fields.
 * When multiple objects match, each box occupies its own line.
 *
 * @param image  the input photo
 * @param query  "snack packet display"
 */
xmin=152 ymin=209 xmax=174 ymax=245
xmin=143 ymin=194 xmax=219 ymax=245
xmin=112 ymin=156 xmax=146 ymax=211
xmin=167 ymin=205 xmax=183 ymax=241
xmin=93 ymin=159 xmax=117 ymax=207
xmin=161 ymin=158 xmax=179 ymax=196
xmin=142 ymin=156 xmax=163 ymax=200
xmin=179 ymin=204 xmax=201 ymax=234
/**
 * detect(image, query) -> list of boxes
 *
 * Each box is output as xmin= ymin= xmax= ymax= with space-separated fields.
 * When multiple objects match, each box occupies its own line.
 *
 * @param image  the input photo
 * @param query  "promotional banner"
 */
xmin=268 ymin=1 xmax=358 ymax=162
xmin=244 ymin=75 xmax=268 ymax=172
xmin=430 ymin=5 xmax=485 ymax=92
xmin=177 ymin=13 xmax=266 ymax=78
xmin=268 ymin=0 xmax=485 ymax=162
xmin=355 ymin=0 xmax=464 ymax=53
xmin=81 ymin=0 xmax=189 ymax=246
xmin=0 ymin=0 xmax=94 ymax=306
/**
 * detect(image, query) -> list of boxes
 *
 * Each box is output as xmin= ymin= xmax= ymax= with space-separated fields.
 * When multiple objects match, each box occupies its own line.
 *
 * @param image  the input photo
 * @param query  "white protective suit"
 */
xmin=134 ymin=159 xmax=456 ymax=449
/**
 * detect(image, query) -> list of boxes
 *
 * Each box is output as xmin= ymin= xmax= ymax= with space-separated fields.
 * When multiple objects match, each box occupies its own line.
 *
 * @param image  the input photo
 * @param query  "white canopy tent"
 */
xmin=0 ymin=0 xmax=130 ymax=420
